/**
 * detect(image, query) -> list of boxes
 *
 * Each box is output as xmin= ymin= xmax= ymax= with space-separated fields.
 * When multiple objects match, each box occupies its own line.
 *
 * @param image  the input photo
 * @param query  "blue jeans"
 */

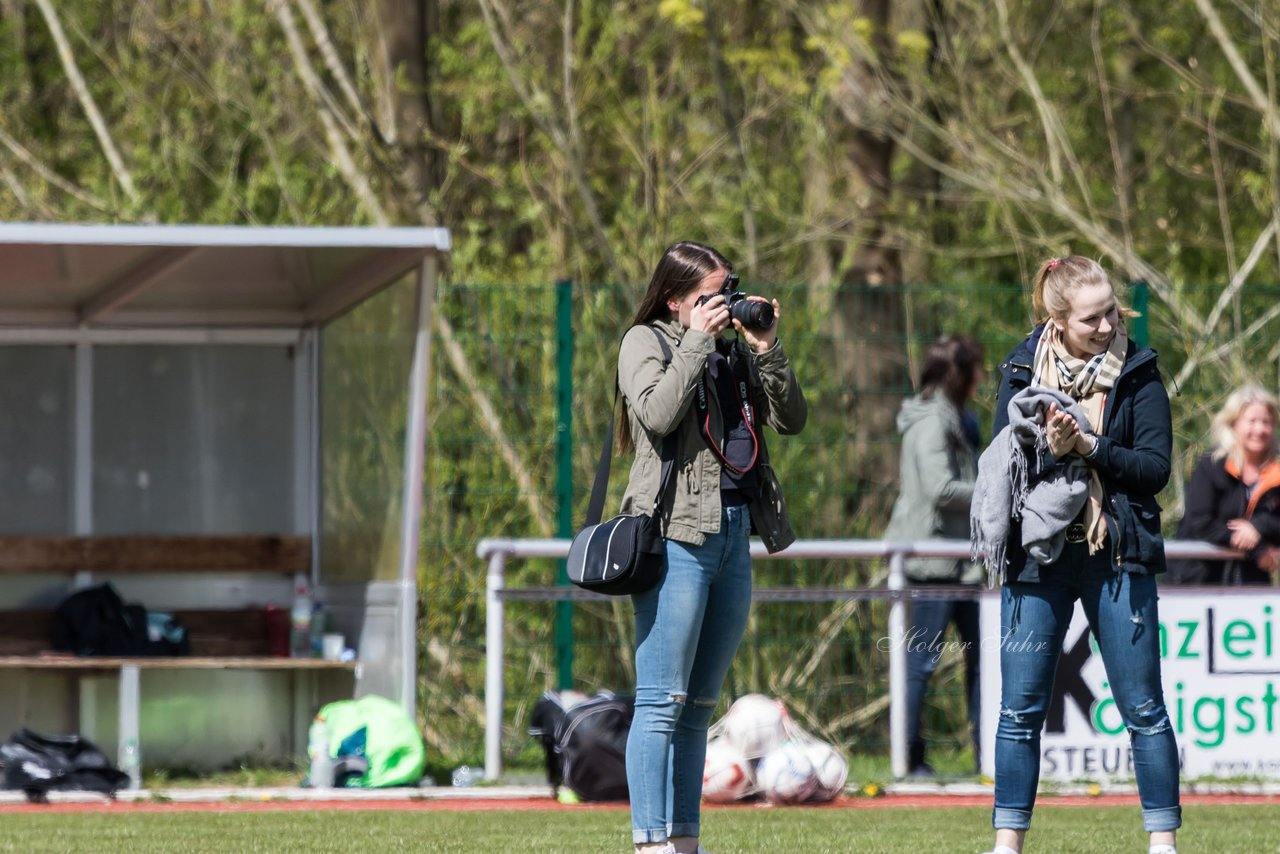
xmin=906 ymin=593 xmax=981 ymax=770
xmin=627 ymin=505 xmax=753 ymax=844
xmin=993 ymin=543 xmax=1181 ymax=833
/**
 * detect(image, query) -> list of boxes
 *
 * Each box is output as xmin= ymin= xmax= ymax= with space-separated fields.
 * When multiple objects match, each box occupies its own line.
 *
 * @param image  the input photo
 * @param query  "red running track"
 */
xmin=1 ymin=793 xmax=1277 ymax=815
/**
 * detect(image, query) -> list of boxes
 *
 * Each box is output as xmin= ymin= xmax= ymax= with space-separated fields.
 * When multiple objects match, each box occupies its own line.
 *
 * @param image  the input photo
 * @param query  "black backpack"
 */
xmin=529 ymin=690 xmax=634 ymax=801
xmin=51 ymin=583 xmax=188 ymax=657
xmin=0 ymin=729 xmax=129 ymax=802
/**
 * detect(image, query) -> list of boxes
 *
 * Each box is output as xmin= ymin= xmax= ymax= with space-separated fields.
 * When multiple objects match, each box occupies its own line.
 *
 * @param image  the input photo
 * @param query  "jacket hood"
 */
xmin=897 ymin=393 xmax=959 ymax=435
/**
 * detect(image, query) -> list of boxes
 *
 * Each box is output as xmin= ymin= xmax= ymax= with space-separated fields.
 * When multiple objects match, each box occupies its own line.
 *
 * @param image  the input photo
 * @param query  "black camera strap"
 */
xmin=584 ymin=325 xmax=679 ymax=527
xmin=693 ymin=341 xmax=759 ymax=475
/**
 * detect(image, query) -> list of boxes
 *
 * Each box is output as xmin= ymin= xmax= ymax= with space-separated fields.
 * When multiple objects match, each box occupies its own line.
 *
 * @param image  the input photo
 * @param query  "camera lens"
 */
xmin=731 ymin=299 xmax=775 ymax=330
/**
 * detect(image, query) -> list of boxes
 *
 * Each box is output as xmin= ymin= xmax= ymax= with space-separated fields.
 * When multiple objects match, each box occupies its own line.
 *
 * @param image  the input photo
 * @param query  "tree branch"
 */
xmin=1091 ymin=1 xmax=1135 ymax=262
xmin=272 ymin=0 xmax=555 ymax=535
xmin=993 ymin=0 xmax=1101 ymax=228
xmin=269 ymin=0 xmax=386 ymax=224
xmin=1206 ymin=92 xmax=1237 ymax=282
xmin=294 ymin=0 xmax=379 ymax=137
xmin=1174 ymin=218 xmax=1280 ymax=389
xmin=270 ymin=0 xmax=362 ymax=141
xmin=0 ymin=124 xmax=111 ymax=211
xmin=433 ymin=312 xmax=556 ymax=536
xmin=32 ymin=0 xmax=138 ymax=203
xmin=1193 ymin=0 xmax=1280 ymax=137
xmin=477 ymin=0 xmax=622 ymax=281
xmin=0 ymin=158 xmax=37 ymax=215
xmin=704 ymin=0 xmax=759 ymax=269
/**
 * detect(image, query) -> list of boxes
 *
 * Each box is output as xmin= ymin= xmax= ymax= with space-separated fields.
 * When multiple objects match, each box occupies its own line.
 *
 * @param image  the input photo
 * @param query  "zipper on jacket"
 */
xmin=1107 ymin=493 xmax=1123 ymax=565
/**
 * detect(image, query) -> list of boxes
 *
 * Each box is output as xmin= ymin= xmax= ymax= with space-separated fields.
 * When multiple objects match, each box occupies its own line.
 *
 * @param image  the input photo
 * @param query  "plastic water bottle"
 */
xmin=309 ymin=602 xmax=327 ymax=658
xmin=308 ymin=716 xmax=333 ymax=789
xmin=451 ymin=765 xmax=475 ymax=787
xmin=290 ymin=573 xmax=313 ymax=659
xmin=121 ymin=738 xmax=141 ymax=790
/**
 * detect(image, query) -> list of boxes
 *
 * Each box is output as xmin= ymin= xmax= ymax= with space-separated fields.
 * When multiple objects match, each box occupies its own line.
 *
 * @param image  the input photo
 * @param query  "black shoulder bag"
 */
xmin=566 ymin=326 xmax=678 ymax=595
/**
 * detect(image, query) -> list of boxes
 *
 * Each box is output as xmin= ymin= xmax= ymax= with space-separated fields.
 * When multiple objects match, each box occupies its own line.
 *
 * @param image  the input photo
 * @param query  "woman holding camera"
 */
xmin=976 ymin=256 xmax=1180 ymax=854
xmin=617 ymin=241 xmax=806 ymax=854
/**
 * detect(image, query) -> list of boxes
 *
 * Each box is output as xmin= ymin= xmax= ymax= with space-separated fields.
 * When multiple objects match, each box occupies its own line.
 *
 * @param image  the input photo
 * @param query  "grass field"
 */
xmin=0 ymin=804 xmax=1276 ymax=853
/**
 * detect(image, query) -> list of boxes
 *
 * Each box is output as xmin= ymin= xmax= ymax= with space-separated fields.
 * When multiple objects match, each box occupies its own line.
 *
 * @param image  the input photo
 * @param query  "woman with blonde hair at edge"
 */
xmin=1169 ymin=384 xmax=1280 ymax=585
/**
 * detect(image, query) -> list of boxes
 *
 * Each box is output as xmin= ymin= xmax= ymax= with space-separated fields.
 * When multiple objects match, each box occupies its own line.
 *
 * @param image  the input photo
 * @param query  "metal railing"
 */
xmin=476 ymin=537 xmax=1238 ymax=782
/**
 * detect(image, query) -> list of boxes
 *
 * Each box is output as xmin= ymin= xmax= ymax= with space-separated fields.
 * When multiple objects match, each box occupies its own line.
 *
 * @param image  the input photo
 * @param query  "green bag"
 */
xmin=309 ymin=694 xmax=425 ymax=788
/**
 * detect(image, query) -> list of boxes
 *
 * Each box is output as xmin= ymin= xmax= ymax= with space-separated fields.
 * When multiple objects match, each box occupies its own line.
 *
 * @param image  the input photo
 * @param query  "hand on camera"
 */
xmin=734 ymin=297 xmax=781 ymax=353
xmin=689 ymin=294 xmax=731 ymax=337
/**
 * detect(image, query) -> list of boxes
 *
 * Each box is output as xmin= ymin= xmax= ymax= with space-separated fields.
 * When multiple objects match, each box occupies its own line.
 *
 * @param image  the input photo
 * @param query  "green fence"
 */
xmin=406 ymin=278 xmax=1277 ymax=771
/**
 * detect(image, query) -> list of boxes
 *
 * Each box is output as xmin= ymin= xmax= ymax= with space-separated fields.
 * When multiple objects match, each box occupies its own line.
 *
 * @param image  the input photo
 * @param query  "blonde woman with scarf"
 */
xmin=980 ymin=256 xmax=1179 ymax=854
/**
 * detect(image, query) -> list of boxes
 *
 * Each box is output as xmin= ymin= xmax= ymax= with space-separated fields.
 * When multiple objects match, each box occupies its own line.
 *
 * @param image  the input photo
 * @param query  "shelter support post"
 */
xmin=118 ymin=665 xmax=140 ymax=788
xmin=484 ymin=549 xmax=508 ymax=781
xmin=887 ymin=550 xmax=908 ymax=779
xmin=395 ymin=257 xmax=439 ymax=721
xmin=77 ymin=677 xmax=98 ymax=742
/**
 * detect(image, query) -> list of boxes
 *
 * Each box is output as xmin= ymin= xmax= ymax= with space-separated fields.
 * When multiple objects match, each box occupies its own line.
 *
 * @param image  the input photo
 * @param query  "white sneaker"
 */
xmin=1149 ymin=847 xmax=1177 ymax=854
xmin=982 ymin=847 xmax=1019 ymax=854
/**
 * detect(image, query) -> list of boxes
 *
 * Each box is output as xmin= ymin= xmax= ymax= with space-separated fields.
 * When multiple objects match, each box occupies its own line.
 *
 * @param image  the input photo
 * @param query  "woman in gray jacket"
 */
xmin=885 ymin=335 xmax=984 ymax=776
xmin=616 ymin=241 xmax=806 ymax=854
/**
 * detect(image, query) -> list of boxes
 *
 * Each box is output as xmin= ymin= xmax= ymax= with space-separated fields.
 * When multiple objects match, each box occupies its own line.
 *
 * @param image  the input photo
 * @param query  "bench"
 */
xmin=0 ymin=535 xmax=358 ymax=785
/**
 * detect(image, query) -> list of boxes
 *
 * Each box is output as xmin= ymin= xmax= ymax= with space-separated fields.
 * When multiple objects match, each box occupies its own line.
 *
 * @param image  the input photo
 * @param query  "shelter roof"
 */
xmin=0 ymin=223 xmax=450 ymax=329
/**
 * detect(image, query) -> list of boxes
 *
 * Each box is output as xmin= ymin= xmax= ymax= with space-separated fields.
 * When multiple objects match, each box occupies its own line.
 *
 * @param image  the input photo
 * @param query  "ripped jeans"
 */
xmin=627 ymin=504 xmax=753 ymax=844
xmin=994 ymin=541 xmax=1181 ymax=833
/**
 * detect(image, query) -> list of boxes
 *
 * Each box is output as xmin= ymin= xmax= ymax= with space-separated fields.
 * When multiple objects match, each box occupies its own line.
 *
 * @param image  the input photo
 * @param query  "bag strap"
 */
xmin=584 ymin=325 xmax=679 ymax=526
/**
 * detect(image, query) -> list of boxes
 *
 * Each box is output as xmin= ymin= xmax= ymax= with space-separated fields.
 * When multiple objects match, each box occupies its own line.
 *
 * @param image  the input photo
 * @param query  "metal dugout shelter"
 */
xmin=0 ymin=222 xmax=448 ymax=769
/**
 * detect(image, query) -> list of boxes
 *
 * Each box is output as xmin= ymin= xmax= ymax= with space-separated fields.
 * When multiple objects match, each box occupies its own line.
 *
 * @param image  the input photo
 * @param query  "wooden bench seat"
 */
xmin=0 ymin=535 xmax=310 ymax=574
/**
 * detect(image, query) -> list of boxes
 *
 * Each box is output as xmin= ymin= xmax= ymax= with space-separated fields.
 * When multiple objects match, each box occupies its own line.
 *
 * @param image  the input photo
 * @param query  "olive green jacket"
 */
xmin=884 ymin=393 xmax=982 ymax=583
xmin=616 ymin=318 xmax=806 ymax=553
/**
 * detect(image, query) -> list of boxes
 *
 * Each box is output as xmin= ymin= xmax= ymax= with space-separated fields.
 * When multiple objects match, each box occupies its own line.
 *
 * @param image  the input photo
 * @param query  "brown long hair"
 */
xmin=919 ymin=334 xmax=984 ymax=407
xmin=618 ymin=241 xmax=731 ymax=454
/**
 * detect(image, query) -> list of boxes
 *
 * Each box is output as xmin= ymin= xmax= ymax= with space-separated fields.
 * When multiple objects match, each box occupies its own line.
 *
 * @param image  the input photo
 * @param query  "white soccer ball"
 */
xmin=803 ymin=741 xmax=848 ymax=802
xmin=701 ymin=739 xmax=753 ymax=803
xmin=721 ymin=694 xmax=788 ymax=759
xmin=756 ymin=742 xmax=817 ymax=804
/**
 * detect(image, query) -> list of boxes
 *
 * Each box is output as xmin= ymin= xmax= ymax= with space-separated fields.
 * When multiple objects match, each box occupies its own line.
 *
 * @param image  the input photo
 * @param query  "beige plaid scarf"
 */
xmin=1032 ymin=323 xmax=1127 ymax=555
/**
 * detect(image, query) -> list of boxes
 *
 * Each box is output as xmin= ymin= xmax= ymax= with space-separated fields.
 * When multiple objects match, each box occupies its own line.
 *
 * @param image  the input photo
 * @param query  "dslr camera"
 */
xmin=695 ymin=273 xmax=775 ymax=330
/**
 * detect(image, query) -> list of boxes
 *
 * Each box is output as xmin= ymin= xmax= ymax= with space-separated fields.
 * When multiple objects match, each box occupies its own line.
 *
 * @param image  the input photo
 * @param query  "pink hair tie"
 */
xmin=1045 ymin=258 xmax=1063 ymax=273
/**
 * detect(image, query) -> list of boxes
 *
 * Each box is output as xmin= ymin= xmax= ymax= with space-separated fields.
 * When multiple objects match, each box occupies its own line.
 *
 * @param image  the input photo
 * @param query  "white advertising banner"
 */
xmin=979 ymin=588 xmax=1280 ymax=781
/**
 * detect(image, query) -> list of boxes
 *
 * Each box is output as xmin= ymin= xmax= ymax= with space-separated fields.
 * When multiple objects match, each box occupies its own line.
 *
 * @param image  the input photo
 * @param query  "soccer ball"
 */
xmin=701 ymin=739 xmax=753 ymax=803
xmin=720 ymin=694 xmax=788 ymax=759
xmin=803 ymin=741 xmax=848 ymax=802
xmin=756 ymin=741 xmax=817 ymax=804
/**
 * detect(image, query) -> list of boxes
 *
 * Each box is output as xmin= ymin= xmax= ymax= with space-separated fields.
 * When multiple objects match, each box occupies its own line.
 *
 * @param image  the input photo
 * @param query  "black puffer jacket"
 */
xmin=992 ymin=325 xmax=1172 ymax=582
xmin=1168 ymin=453 xmax=1280 ymax=585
